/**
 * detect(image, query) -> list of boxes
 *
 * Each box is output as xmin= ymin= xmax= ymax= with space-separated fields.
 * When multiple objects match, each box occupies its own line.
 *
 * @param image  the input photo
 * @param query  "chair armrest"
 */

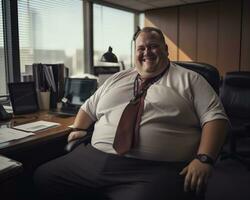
xmin=65 ymin=123 xmax=95 ymax=152
xmin=65 ymin=133 xmax=92 ymax=152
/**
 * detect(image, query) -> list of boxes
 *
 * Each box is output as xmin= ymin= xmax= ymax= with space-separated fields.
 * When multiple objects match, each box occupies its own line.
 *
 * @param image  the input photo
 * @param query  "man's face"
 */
xmin=135 ymin=31 xmax=169 ymax=78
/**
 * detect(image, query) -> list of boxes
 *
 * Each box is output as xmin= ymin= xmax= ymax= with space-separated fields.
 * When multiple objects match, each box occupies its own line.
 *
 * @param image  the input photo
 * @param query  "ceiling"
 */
xmin=95 ymin=0 xmax=215 ymax=12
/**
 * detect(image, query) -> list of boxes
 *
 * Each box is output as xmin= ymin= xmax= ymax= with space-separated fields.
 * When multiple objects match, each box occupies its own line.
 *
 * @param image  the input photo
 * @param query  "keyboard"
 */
xmin=50 ymin=106 xmax=79 ymax=116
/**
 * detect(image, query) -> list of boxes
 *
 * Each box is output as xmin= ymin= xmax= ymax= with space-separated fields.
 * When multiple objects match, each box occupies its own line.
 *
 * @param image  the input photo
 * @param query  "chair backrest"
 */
xmin=220 ymin=71 xmax=250 ymax=120
xmin=173 ymin=61 xmax=220 ymax=95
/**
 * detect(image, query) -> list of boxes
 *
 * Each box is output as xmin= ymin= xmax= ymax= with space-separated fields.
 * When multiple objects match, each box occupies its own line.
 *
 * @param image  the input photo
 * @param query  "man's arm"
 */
xmin=180 ymin=119 xmax=228 ymax=194
xmin=197 ymin=119 xmax=228 ymax=158
xmin=68 ymin=109 xmax=94 ymax=142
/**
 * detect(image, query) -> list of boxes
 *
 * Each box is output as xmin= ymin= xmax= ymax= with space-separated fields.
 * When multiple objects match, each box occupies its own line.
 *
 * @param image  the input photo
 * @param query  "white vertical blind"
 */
xmin=18 ymin=0 xmax=84 ymax=76
xmin=0 ymin=0 xmax=7 ymax=95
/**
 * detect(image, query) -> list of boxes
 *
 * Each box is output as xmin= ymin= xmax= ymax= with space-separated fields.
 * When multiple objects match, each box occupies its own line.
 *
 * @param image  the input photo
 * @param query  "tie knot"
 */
xmin=138 ymin=77 xmax=153 ymax=91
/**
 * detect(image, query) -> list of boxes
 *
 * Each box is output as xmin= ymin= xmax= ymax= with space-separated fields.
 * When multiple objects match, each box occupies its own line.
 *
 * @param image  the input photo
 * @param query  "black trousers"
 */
xmin=34 ymin=144 xmax=204 ymax=200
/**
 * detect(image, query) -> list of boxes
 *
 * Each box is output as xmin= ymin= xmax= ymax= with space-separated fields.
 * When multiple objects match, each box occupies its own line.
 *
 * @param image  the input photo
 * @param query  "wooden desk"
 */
xmin=0 ymin=155 xmax=23 ymax=200
xmin=0 ymin=155 xmax=23 ymax=183
xmin=0 ymin=111 xmax=75 ymax=156
xmin=0 ymin=111 xmax=75 ymax=200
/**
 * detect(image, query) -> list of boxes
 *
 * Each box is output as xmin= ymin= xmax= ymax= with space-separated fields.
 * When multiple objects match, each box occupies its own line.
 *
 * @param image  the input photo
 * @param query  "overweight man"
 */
xmin=34 ymin=27 xmax=228 ymax=200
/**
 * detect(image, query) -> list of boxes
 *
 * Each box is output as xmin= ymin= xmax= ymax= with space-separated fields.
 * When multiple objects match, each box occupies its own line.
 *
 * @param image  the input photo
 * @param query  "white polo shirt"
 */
xmin=81 ymin=63 xmax=228 ymax=162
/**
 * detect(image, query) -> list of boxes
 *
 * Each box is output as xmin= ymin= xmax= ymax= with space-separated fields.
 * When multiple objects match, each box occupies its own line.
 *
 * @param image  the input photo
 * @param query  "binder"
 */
xmin=48 ymin=64 xmax=65 ymax=109
xmin=32 ymin=63 xmax=66 ymax=109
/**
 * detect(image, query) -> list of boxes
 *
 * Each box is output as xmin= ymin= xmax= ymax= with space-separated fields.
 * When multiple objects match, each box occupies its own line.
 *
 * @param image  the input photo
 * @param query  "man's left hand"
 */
xmin=179 ymin=159 xmax=213 ymax=195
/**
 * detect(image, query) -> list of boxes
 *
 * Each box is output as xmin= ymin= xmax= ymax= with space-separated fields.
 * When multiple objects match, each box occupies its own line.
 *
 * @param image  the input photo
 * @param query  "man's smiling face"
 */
xmin=135 ymin=31 xmax=169 ymax=79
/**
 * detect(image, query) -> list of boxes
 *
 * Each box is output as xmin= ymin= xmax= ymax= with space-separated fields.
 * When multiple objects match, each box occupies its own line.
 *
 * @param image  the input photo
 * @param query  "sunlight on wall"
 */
xmin=145 ymin=18 xmax=178 ymax=61
xmin=178 ymin=49 xmax=193 ymax=61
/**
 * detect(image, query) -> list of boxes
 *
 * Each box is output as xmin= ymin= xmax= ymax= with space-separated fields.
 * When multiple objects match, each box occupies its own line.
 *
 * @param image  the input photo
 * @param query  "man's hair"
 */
xmin=134 ymin=27 xmax=165 ymax=43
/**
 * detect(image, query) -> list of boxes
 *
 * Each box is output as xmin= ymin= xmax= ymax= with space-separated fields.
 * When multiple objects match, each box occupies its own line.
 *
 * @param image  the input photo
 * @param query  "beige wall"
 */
xmin=145 ymin=0 xmax=250 ymax=76
xmin=145 ymin=8 xmax=178 ymax=61
xmin=241 ymin=0 xmax=250 ymax=71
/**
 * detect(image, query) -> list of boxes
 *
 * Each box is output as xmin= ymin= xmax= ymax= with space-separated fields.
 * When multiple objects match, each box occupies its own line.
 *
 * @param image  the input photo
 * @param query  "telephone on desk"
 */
xmin=0 ymin=104 xmax=12 ymax=121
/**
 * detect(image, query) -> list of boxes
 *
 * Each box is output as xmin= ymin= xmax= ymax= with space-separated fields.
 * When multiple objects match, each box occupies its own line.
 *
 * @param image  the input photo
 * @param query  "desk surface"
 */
xmin=0 ymin=111 xmax=75 ymax=155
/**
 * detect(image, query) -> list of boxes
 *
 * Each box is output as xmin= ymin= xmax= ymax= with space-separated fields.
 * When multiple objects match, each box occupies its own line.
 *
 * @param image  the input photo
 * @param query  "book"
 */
xmin=13 ymin=120 xmax=60 ymax=132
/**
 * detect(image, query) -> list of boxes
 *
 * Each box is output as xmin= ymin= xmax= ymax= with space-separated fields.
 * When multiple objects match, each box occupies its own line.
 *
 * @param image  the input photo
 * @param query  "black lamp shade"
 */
xmin=101 ymin=46 xmax=118 ymax=63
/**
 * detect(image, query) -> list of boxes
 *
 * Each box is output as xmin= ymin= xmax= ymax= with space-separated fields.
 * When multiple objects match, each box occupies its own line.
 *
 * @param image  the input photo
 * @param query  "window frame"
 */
xmin=1 ymin=0 xmax=139 ymax=94
xmin=91 ymin=0 xmax=139 ymax=69
xmin=2 ymin=0 xmax=21 ymax=85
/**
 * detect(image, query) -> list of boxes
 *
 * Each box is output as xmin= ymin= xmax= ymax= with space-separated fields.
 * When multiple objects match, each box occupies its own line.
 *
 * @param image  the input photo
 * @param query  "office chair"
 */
xmin=173 ymin=61 xmax=220 ymax=95
xmin=63 ymin=61 xmax=220 ymax=200
xmin=220 ymin=71 xmax=250 ymax=169
xmin=65 ymin=61 xmax=221 ymax=152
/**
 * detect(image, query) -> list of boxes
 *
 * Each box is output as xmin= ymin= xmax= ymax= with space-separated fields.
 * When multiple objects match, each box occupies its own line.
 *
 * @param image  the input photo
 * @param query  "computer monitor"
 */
xmin=8 ymin=82 xmax=39 ymax=115
xmin=63 ymin=78 xmax=98 ymax=107
xmin=94 ymin=66 xmax=120 ymax=86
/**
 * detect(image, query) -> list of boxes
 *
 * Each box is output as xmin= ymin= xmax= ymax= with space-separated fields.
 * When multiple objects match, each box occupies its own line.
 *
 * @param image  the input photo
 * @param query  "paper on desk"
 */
xmin=13 ymin=120 xmax=60 ymax=132
xmin=0 ymin=155 xmax=22 ymax=172
xmin=0 ymin=128 xmax=35 ymax=144
xmin=3 ymin=105 xmax=13 ymax=114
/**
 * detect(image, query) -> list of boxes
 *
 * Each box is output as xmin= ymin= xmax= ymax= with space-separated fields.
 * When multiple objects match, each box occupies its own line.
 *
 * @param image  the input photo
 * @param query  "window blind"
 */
xmin=18 ymin=0 xmax=84 ymax=75
xmin=93 ymin=4 xmax=134 ymax=69
xmin=0 ymin=0 xmax=7 ymax=95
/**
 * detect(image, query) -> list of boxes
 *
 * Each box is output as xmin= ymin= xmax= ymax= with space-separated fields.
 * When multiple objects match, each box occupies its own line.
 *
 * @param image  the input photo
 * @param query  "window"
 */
xmin=139 ymin=13 xmax=145 ymax=28
xmin=93 ymin=4 xmax=134 ymax=69
xmin=0 ymin=0 xmax=7 ymax=95
xmin=18 ymin=0 xmax=84 ymax=76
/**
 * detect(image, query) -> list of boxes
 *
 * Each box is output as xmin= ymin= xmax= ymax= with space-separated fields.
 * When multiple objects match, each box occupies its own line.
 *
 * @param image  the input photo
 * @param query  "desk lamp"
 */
xmin=100 ymin=46 xmax=118 ymax=63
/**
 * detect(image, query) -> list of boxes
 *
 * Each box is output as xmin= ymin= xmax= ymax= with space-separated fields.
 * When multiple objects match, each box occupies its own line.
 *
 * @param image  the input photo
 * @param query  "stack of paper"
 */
xmin=13 ymin=120 xmax=60 ymax=132
xmin=0 ymin=128 xmax=35 ymax=144
xmin=0 ymin=155 xmax=22 ymax=173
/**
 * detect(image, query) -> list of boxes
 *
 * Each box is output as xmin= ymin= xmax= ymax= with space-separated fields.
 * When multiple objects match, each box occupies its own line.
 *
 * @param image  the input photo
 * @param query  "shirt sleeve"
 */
xmin=80 ymin=72 xmax=123 ymax=121
xmin=80 ymin=79 xmax=108 ymax=121
xmin=80 ymin=90 xmax=100 ymax=121
xmin=190 ymin=73 xmax=228 ymax=127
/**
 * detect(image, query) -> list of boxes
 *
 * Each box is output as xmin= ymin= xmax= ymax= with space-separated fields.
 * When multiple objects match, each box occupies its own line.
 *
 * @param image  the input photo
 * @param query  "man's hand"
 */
xmin=67 ymin=131 xmax=87 ymax=143
xmin=179 ymin=159 xmax=213 ymax=195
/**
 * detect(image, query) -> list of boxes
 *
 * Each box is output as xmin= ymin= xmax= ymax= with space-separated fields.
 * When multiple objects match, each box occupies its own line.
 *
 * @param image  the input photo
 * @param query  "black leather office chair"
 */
xmin=173 ymin=61 xmax=220 ymax=95
xmin=63 ymin=61 xmax=220 ymax=200
xmin=220 ymin=71 xmax=250 ymax=169
xmin=65 ymin=61 xmax=221 ymax=152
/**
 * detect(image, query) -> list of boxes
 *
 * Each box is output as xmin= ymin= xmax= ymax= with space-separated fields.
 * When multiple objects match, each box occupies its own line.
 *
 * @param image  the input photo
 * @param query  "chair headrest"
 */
xmin=224 ymin=71 xmax=250 ymax=88
xmin=173 ymin=61 xmax=220 ymax=94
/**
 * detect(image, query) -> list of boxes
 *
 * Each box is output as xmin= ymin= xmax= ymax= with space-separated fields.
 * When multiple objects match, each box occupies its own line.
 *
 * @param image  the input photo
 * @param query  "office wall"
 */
xmin=217 ymin=0 xmax=241 ymax=75
xmin=145 ymin=8 xmax=178 ymax=61
xmin=178 ymin=5 xmax=197 ymax=62
xmin=241 ymin=0 xmax=250 ymax=71
xmin=145 ymin=0 xmax=250 ymax=76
